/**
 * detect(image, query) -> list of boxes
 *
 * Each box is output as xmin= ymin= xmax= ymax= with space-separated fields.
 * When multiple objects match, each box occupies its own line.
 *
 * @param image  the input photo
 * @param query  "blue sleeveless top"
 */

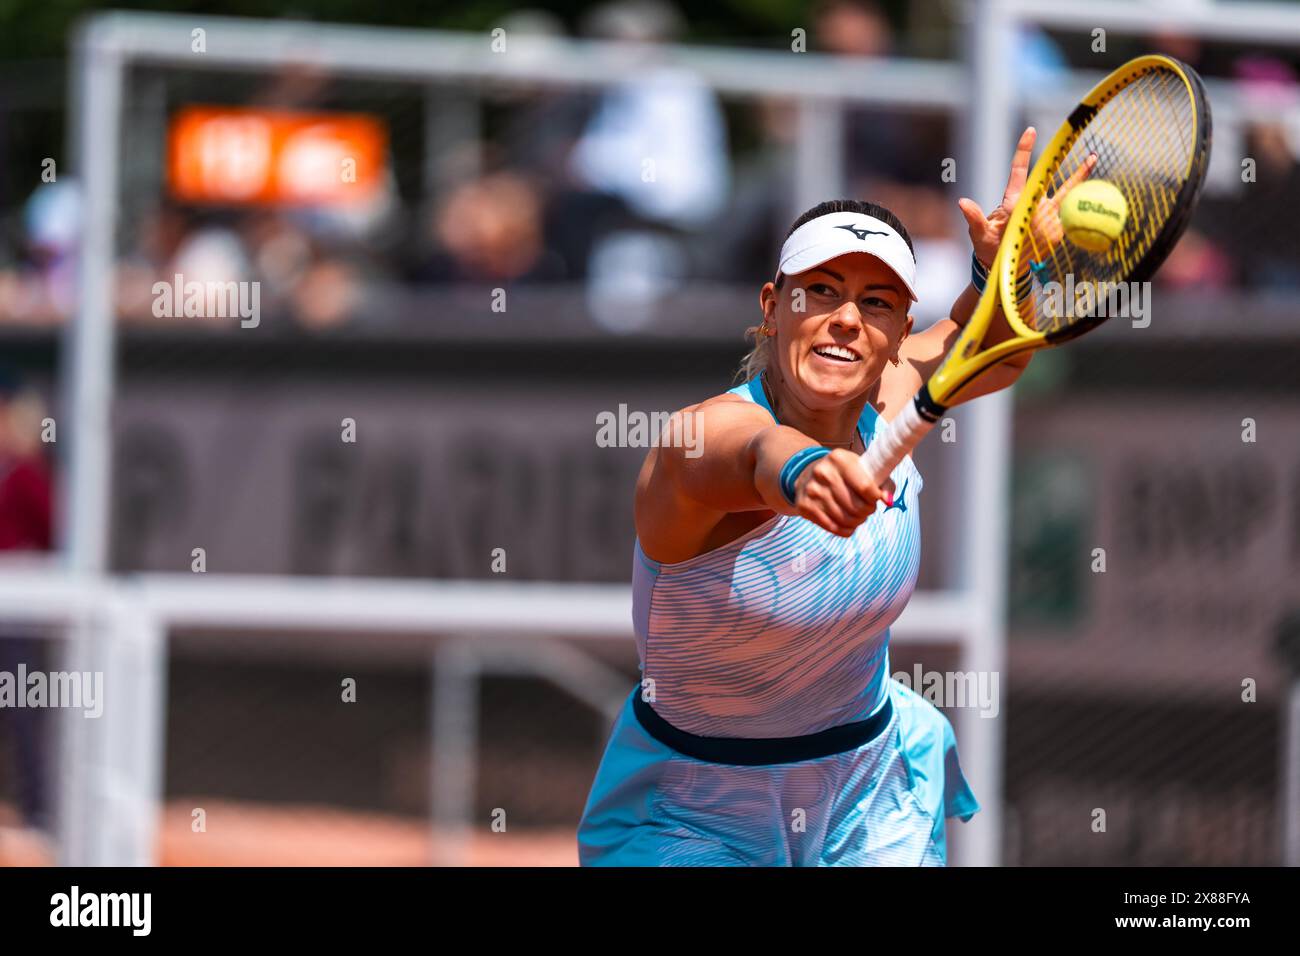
xmin=631 ymin=373 xmax=925 ymax=738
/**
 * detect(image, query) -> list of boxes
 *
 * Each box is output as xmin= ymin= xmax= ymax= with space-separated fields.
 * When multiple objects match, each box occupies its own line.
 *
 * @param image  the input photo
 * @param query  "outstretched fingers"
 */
xmin=1052 ymin=152 xmax=1100 ymax=206
xmin=1000 ymin=126 xmax=1037 ymax=209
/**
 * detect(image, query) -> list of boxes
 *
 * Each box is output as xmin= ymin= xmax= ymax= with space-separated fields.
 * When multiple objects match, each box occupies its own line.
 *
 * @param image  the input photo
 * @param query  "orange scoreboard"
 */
xmin=167 ymin=106 xmax=388 ymax=206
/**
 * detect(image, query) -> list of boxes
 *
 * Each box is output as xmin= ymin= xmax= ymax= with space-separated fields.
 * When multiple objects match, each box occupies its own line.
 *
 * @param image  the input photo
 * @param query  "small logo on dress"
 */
xmin=883 ymin=478 xmax=909 ymax=512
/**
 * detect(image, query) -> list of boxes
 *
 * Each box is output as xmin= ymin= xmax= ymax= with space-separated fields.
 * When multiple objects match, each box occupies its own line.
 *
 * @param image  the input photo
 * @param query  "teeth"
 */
xmin=814 ymin=345 xmax=858 ymax=362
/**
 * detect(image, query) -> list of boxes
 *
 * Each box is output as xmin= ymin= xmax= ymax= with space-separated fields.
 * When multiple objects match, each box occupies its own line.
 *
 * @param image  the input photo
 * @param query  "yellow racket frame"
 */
xmin=927 ymin=54 xmax=1207 ymax=407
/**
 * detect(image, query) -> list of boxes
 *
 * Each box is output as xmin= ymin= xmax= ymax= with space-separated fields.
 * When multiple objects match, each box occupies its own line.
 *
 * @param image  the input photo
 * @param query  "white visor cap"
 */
xmin=777 ymin=211 xmax=917 ymax=301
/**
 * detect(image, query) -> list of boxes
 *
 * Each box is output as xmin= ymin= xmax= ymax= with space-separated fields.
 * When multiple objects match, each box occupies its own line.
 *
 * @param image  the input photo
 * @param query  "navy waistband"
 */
xmin=631 ymin=689 xmax=894 ymax=766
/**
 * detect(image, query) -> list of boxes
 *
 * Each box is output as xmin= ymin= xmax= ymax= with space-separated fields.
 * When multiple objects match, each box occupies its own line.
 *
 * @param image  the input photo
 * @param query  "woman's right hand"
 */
xmin=791 ymin=449 xmax=895 ymax=538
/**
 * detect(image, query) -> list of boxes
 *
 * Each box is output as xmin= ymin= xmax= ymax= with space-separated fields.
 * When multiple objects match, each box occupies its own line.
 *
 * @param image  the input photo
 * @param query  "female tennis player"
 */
xmin=577 ymin=128 xmax=1053 ymax=866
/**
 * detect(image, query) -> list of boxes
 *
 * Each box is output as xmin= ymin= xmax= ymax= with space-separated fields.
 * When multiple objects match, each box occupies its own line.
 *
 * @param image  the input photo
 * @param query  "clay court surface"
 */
xmin=0 ymin=801 xmax=577 ymax=866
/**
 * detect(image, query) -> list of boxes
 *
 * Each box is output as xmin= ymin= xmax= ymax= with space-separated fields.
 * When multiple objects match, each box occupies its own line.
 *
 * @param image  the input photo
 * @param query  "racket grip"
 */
xmin=861 ymin=391 xmax=942 ymax=485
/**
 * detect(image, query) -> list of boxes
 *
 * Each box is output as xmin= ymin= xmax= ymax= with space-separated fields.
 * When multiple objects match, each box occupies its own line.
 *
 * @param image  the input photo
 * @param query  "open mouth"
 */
xmin=812 ymin=344 xmax=861 ymax=363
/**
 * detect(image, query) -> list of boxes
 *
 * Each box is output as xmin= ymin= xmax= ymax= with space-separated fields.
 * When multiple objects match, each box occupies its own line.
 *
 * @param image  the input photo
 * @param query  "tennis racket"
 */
xmin=861 ymin=54 xmax=1212 ymax=484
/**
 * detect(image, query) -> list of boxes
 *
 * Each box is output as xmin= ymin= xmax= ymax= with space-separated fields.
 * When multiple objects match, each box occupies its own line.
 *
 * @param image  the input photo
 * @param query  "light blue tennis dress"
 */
xmin=576 ymin=373 xmax=979 ymax=866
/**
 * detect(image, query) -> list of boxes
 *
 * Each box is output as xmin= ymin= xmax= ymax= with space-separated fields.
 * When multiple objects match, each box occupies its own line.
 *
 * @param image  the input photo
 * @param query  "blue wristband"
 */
xmin=970 ymin=252 xmax=990 ymax=293
xmin=779 ymin=446 xmax=832 ymax=505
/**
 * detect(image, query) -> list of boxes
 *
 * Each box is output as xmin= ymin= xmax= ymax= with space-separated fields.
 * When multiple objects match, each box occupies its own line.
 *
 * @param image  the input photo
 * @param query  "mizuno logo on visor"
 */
xmin=836 ymin=224 xmax=889 ymax=241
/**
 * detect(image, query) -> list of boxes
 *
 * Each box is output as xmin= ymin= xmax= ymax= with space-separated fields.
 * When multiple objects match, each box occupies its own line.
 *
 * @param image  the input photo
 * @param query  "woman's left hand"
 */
xmin=957 ymin=126 xmax=1099 ymax=270
xmin=956 ymin=126 xmax=1038 ymax=268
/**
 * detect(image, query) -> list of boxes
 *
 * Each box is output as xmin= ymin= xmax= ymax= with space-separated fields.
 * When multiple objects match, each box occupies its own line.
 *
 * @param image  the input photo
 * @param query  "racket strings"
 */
xmin=1044 ymin=77 xmax=1181 ymax=282
xmin=1019 ymin=66 xmax=1197 ymax=335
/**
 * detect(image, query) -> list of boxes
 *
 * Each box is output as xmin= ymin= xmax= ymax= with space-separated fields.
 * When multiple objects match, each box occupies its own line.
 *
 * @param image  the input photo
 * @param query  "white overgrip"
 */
xmin=860 ymin=395 xmax=935 ymax=486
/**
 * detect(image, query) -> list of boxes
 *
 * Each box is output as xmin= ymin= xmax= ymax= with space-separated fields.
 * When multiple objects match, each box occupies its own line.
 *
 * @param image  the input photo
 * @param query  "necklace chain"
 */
xmin=761 ymin=376 xmax=859 ymax=449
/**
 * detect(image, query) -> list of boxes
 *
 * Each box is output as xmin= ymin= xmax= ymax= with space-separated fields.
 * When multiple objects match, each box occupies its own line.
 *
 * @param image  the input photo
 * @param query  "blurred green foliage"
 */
xmin=0 ymin=0 xmax=855 ymax=60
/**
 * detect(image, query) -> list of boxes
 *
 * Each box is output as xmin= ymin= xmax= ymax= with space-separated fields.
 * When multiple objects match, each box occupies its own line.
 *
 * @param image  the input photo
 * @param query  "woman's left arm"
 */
xmin=893 ymin=285 xmax=1030 ymax=405
xmin=891 ymin=126 xmax=1098 ymax=407
xmin=890 ymin=127 xmax=1041 ymax=404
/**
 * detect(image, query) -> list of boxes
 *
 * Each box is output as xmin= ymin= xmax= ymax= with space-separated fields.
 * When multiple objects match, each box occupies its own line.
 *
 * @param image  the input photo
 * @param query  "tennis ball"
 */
xmin=1059 ymin=180 xmax=1128 ymax=253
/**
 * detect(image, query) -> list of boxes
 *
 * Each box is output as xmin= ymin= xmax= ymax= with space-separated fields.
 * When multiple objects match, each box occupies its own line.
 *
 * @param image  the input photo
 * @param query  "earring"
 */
xmin=891 ymin=355 xmax=901 ymax=367
xmin=759 ymin=322 xmax=776 ymax=337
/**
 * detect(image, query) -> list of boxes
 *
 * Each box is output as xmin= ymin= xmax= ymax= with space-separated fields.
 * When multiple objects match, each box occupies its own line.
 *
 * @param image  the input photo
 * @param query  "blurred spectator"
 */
xmin=0 ymin=369 xmax=51 ymax=551
xmin=497 ymin=9 xmax=597 ymax=176
xmin=292 ymin=258 xmax=362 ymax=330
xmin=116 ymin=205 xmax=255 ymax=328
xmin=491 ymin=10 xmax=636 ymax=282
xmin=812 ymin=1 xmax=965 ymax=323
xmin=0 ymin=367 xmax=54 ymax=834
xmin=115 ymin=204 xmax=191 ymax=322
xmin=814 ymin=0 xmax=919 ymax=189
xmin=565 ymin=1 xmax=733 ymax=331
xmin=244 ymin=211 xmax=313 ymax=304
xmin=414 ymin=171 xmax=564 ymax=283
xmin=0 ymin=181 xmax=79 ymax=325
xmin=568 ymin=0 xmax=730 ymax=230
xmin=1231 ymin=56 xmax=1300 ymax=290
xmin=541 ymin=186 xmax=639 ymax=282
xmin=1148 ymin=29 xmax=1204 ymax=71
xmin=1187 ymin=55 xmax=1300 ymax=291
xmin=116 ymin=200 xmax=383 ymax=332
xmin=705 ymin=96 xmax=799 ymax=284
xmin=171 ymin=227 xmax=253 ymax=302
xmin=1156 ymin=228 xmax=1234 ymax=290
xmin=1012 ymin=24 xmax=1069 ymax=98
xmin=816 ymin=0 xmax=892 ymax=58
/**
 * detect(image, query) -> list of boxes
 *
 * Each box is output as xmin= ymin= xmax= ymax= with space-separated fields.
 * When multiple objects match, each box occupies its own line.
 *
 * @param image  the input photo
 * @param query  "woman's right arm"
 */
xmin=635 ymin=397 xmax=892 ymax=560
